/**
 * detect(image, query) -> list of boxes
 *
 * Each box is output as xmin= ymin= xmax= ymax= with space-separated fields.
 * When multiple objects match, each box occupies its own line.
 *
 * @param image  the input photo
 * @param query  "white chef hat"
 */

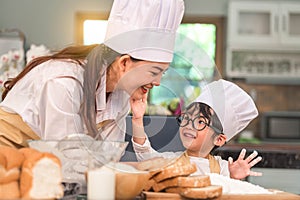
xmin=194 ymin=79 xmax=258 ymax=141
xmin=104 ymin=0 xmax=184 ymax=63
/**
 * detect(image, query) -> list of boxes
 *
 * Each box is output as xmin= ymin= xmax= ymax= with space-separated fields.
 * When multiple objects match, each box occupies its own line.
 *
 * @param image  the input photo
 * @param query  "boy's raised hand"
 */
xmin=228 ymin=148 xmax=263 ymax=180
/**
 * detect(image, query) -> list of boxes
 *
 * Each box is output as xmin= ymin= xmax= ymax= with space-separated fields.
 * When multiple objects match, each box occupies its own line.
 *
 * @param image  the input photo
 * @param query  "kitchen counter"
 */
xmin=214 ymin=142 xmax=300 ymax=169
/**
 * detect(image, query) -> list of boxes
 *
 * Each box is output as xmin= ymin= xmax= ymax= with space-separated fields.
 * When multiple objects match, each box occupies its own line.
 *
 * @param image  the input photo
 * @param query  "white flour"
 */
xmin=209 ymin=173 xmax=273 ymax=194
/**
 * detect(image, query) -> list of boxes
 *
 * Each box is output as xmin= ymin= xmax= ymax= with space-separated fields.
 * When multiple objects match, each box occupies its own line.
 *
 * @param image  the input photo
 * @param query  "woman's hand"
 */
xmin=228 ymin=148 xmax=263 ymax=180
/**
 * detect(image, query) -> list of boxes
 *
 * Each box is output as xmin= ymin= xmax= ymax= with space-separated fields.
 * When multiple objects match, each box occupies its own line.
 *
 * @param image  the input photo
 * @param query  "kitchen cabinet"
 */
xmin=226 ymin=1 xmax=300 ymax=83
xmin=227 ymin=1 xmax=300 ymax=48
xmin=225 ymin=49 xmax=300 ymax=83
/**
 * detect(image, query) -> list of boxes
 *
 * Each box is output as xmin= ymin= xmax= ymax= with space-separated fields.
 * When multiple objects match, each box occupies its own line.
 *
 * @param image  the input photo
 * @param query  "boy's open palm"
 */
xmin=228 ymin=148 xmax=263 ymax=180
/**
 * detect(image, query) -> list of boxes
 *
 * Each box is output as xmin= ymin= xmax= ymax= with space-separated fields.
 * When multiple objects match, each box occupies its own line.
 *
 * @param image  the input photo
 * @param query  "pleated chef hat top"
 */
xmin=194 ymin=79 xmax=259 ymax=141
xmin=104 ymin=0 xmax=185 ymax=63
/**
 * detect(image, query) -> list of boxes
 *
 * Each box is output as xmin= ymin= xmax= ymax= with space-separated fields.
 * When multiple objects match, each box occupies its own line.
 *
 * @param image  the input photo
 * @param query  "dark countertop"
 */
xmin=214 ymin=142 xmax=300 ymax=169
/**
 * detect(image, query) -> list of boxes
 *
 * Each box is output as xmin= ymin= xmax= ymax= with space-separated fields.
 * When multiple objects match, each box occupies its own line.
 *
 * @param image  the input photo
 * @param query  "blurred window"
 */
xmin=149 ymin=23 xmax=217 ymax=108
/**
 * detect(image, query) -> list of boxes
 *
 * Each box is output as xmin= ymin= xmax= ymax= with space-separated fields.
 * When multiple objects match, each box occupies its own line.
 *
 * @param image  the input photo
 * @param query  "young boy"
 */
xmin=130 ymin=79 xmax=262 ymax=180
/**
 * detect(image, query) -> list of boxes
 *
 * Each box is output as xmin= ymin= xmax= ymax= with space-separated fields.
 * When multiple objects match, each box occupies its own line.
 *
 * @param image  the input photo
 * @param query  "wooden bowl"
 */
xmin=115 ymin=163 xmax=150 ymax=200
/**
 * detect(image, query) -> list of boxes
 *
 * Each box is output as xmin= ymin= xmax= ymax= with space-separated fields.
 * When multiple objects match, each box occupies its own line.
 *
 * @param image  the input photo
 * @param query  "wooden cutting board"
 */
xmin=143 ymin=190 xmax=300 ymax=200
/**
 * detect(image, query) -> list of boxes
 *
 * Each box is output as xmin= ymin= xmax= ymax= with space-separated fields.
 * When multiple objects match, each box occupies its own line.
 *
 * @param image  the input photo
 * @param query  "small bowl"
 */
xmin=114 ymin=163 xmax=150 ymax=200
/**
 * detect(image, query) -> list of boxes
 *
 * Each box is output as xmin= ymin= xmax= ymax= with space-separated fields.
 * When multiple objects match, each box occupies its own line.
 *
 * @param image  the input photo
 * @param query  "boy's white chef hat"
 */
xmin=104 ymin=0 xmax=184 ymax=63
xmin=194 ymin=79 xmax=258 ymax=141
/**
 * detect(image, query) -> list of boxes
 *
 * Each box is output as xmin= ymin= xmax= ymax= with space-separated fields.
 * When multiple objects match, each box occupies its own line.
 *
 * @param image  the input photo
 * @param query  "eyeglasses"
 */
xmin=176 ymin=114 xmax=222 ymax=134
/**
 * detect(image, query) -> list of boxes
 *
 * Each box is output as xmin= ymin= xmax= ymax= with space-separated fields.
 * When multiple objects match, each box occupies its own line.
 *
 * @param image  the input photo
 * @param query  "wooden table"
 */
xmin=143 ymin=190 xmax=300 ymax=200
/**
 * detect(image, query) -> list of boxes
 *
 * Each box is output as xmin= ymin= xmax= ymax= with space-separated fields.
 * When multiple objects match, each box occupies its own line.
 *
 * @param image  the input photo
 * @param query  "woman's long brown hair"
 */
xmin=2 ymin=43 xmax=122 ymax=139
xmin=2 ymin=44 xmax=98 ymax=100
xmin=81 ymin=44 xmax=120 ymax=138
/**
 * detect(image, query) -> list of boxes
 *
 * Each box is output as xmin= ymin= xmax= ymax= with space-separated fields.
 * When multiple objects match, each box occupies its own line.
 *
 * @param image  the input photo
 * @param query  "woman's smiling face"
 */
xmin=115 ymin=57 xmax=169 ymax=99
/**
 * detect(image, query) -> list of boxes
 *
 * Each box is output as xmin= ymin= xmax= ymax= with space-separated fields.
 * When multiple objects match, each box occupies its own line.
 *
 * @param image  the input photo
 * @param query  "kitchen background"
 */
xmin=1 ymin=0 xmax=299 ymax=194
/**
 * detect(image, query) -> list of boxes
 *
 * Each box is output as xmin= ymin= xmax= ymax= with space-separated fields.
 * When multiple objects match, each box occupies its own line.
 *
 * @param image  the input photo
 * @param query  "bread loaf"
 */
xmin=143 ymin=152 xmax=197 ymax=191
xmin=0 ymin=181 xmax=20 ymax=199
xmin=141 ymin=153 xmax=223 ymax=200
xmin=0 ymin=147 xmax=25 ymax=199
xmin=0 ymin=146 xmax=24 ymax=170
xmin=0 ymin=167 xmax=20 ymax=184
xmin=0 ymin=153 xmax=5 ymax=167
xmin=0 ymin=146 xmax=24 ymax=184
xmin=143 ymin=178 xmax=155 ymax=191
xmin=20 ymin=151 xmax=64 ymax=199
xmin=19 ymin=147 xmax=41 ymax=159
xmin=153 ymin=175 xmax=211 ymax=192
xmin=0 ymin=146 xmax=64 ymax=199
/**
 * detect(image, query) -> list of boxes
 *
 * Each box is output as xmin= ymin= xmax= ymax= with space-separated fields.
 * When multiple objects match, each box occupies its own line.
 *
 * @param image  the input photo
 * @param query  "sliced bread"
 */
xmin=153 ymin=175 xmax=211 ymax=192
xmin=167 ymin=185 xmax=222 ymax=199
xmin=152 ymin=153 xmax=196 ymax=183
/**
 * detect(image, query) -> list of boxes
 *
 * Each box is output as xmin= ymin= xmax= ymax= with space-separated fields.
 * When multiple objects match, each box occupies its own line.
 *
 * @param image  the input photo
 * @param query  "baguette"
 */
xmin=167 ymin=185 xmax=222 ymax=199
xmin=153 ymin=175 xmax=211 ymax=192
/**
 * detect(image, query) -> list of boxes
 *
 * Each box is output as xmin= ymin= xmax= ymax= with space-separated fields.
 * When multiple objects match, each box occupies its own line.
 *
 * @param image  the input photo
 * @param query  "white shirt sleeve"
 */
xmin=132 ymin=137 xmax=183 ymax=161
xmin=37 ymin=77 xmax=84 ymax=139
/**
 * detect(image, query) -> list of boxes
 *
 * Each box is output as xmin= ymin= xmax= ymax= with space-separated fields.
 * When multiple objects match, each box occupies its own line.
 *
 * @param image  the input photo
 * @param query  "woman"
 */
xmin=131 ymin=79 xmax=262 ymax=180
xmin=0 ymin=0 xmax=185 ymax=147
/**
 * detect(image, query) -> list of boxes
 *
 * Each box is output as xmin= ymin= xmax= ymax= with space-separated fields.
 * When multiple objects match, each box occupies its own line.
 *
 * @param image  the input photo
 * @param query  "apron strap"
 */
xmin=96 ymin=120 xmax=112 ymax=130
xmin=0 ymin=108 xmax=40 ymax=148
xmin=94 ymin=119 xmax=113 ymax=140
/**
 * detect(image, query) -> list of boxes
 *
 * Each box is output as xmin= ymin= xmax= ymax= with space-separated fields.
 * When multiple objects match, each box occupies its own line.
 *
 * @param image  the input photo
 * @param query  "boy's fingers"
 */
xmin=246 ymin=150 xmax=258 ymax=162
xmin=249 ymin=156 xmax=262 ymax=167
xmin=237 ymin=148 xmax=246 ymax=160
xmin=228 ymin=157 xmax=233 ymax=164
xmin=249 ymin=171 xmax=263 ymax=176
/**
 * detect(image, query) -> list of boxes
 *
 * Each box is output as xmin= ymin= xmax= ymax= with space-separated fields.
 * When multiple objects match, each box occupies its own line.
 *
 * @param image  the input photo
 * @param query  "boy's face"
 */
xmin=179 ymin=110 xmax=216 ymax=155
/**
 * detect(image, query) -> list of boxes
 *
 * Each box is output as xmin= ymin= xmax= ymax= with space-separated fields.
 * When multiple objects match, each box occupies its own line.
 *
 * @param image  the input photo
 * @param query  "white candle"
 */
xmin=88 ymin=165 xmax=115 ymax=200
